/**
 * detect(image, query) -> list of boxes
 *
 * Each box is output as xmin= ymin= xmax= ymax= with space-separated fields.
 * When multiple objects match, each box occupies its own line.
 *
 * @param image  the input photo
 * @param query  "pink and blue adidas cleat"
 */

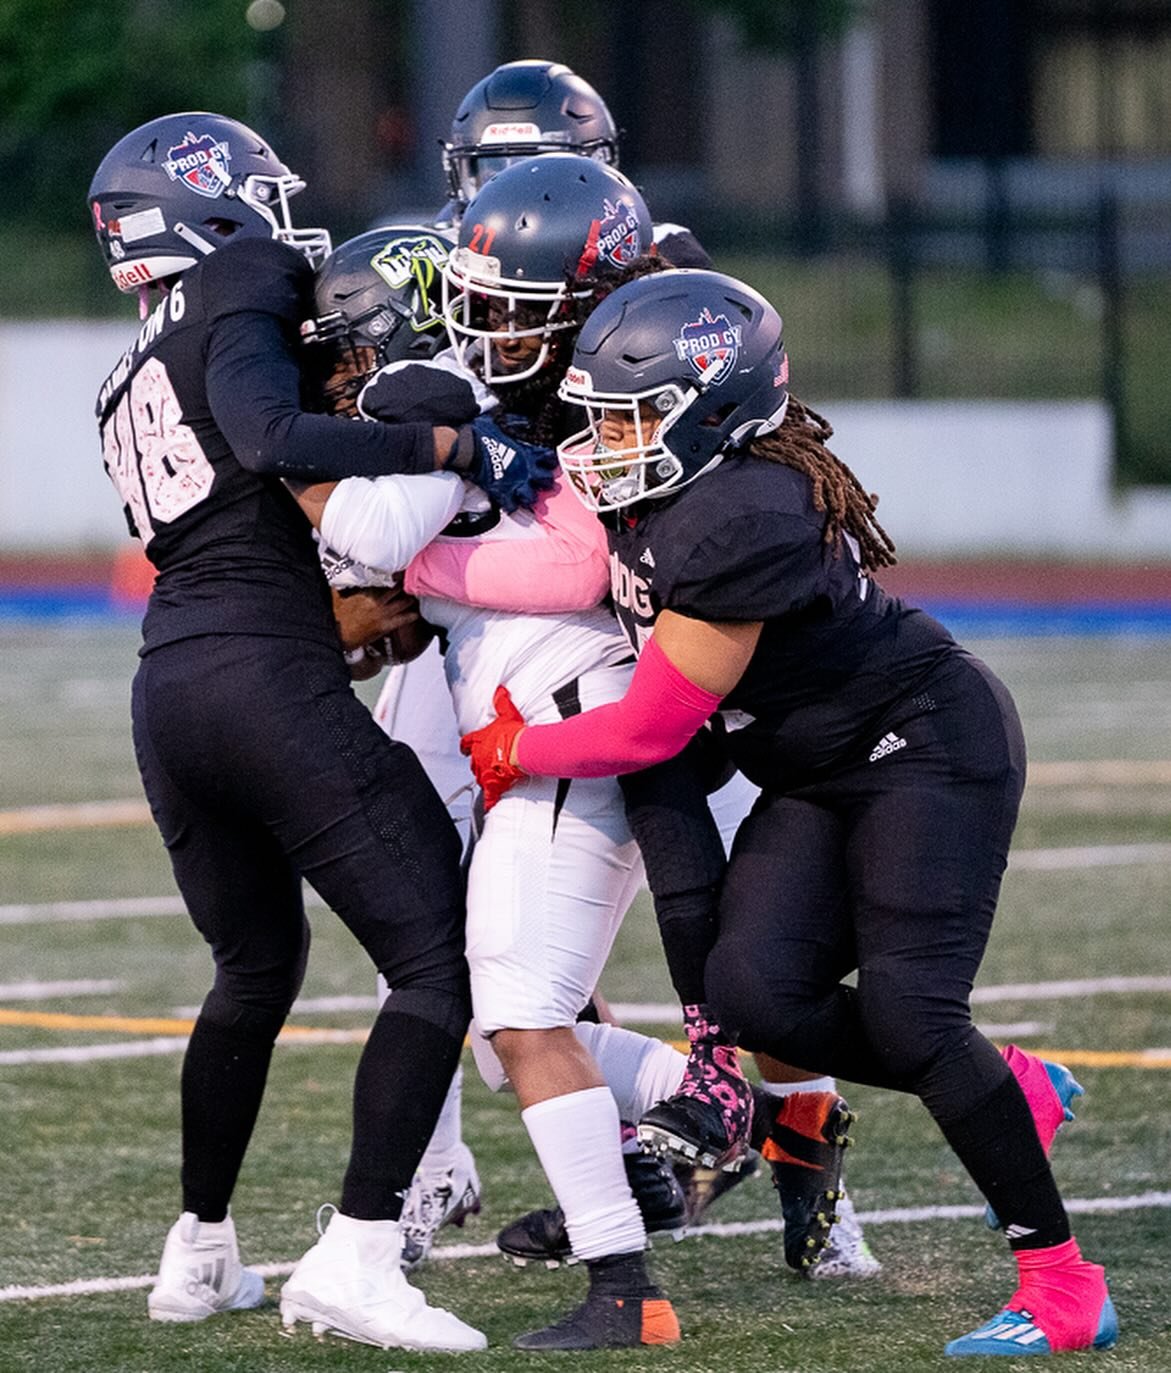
xmin=945 ymin=1301 xmax=1118 ymax=1357
xmin=947 ymin=1239 xmax=1117 ymax=1357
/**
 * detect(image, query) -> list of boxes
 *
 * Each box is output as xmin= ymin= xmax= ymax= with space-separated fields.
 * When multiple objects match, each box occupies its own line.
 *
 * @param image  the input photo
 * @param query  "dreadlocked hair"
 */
xmin=749 ymin=396 xmax=897 ymax=573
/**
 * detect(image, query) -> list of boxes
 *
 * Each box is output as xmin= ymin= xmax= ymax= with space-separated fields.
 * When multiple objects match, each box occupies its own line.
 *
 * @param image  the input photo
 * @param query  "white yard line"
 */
xmin=3 ymin=1190 xmax=1169 ymax=1304
xmin=0 ymin=979 xmax=121 ymax=1000
xmin=0 ymin=1028 xmax=370 ymax=1065
xmin=4 ymin=838 xmax=1170 ymax=928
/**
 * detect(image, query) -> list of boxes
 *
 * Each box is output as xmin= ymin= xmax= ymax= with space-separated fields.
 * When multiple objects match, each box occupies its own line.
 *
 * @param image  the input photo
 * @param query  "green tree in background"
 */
xmin=0 ymin=0 xmax=275 ymax=230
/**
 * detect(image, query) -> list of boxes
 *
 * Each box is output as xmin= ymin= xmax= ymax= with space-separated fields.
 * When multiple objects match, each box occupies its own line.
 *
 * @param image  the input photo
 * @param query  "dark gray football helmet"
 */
xmin=301 ymin=225 xmax=456 ymax=409
xmin=442 ymin=153 xmax=651 ymax=387
xmin=88 ymin=112 xmax=330 ymax=294
xmin=443 ymin=60 xmax=619 ymax=212
xmin=557 ymin=270 xmax=790 ymax=511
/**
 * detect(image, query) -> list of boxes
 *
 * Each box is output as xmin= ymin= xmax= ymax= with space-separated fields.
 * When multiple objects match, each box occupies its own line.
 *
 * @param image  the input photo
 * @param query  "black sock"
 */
xmin=341 ymin=1009 xmax=464 ymax=1220
xmin=586 ymin=1250 xmax=659 ymax=1298
xmin=932 ymin=1074 xmax=1071 ymax=1251
xmin=180 ymin=1018 xmax=276 ymax=1221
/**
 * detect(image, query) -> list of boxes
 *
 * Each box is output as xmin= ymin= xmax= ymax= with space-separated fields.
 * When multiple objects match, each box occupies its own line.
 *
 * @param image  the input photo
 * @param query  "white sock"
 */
xmin=756 ymin=1075 xmax=837 ymax=1098
xmin=521 ymin=1087 xmax=646 ymax=1262
xmin=417 ymin=1064 xmax=464 ymax=1173
xmin=573 ymin=1022 xmax=687 ymax=1123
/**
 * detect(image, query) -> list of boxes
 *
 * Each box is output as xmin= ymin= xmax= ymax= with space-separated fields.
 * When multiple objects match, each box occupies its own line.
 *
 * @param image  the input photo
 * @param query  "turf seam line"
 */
xmin=3 ymin=1190 xmax=1169 ymax=1305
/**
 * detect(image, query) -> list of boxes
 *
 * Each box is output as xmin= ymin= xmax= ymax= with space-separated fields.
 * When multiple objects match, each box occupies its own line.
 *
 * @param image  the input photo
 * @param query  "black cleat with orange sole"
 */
xmin=513 ymin=1289 xmax=681 ymax=1350
xmin=761 ymin=1091 xmax=856 ymax=1274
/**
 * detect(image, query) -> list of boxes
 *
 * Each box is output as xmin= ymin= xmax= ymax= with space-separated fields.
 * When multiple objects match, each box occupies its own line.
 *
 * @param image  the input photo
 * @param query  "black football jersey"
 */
xmin=95 ymin=238 xmax=437 ymax=652
xmin=604 ymin=454 xmax=958 ymax=782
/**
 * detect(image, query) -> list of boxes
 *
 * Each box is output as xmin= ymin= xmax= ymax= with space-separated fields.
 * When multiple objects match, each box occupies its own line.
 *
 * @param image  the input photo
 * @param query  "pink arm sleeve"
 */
xmin=516 ymin=635 xmax=724 ymax=778
xmin=403 ymin=475 xmax=609 ymax=612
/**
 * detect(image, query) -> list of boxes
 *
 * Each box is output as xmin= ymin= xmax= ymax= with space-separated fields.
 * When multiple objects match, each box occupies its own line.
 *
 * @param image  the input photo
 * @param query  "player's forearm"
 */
xmin=516 ymin=636 xmax=724 ymax=778
xmin=207 ymin=309 xmax=439 ymax=479
xmin=320 ymin=472 xmax=465 ymax=573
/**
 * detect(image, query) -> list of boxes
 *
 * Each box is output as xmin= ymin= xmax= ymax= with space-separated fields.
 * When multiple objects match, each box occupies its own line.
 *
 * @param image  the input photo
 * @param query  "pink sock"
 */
xmin=1001 ymin=1043 xmax=1065 ymax=1153
xmin=1009 ymin=1238 xmax=1109 ymax=1352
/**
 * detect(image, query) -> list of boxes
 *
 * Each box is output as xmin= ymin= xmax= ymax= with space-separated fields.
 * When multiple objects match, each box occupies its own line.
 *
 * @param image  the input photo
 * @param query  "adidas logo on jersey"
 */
xmin=480 ymin=433 xmax=515 ymax=482
xmin=868 ymin=731 xmax=906 ymax=762
xmin=640 ymin=548 xmax=655 ymax=568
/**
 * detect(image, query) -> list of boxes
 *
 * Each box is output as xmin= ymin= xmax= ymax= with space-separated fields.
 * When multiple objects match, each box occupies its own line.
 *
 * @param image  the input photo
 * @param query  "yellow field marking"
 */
xmin=0 ymin=800 xmax=152 ymax=835
xmin=1028 ymin=760 xmax=1171 ymax=786
xmin=1 ymin=1009 xmax=1167 ymax=1068
xmin=0 ymin=1007 xmax=361 ymax=1042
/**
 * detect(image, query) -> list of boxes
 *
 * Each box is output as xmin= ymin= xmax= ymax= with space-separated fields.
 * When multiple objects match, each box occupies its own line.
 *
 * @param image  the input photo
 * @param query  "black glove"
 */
xmin=454 ymin=414 xmax=559 ymax=513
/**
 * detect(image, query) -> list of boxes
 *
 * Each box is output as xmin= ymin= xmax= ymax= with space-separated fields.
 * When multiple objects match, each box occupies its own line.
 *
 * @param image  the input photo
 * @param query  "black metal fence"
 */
xmin=692 ymin=172 xmax=1171 ymax=487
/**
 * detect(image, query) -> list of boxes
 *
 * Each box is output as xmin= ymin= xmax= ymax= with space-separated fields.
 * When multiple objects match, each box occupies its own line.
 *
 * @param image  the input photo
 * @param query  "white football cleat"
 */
xmin=147 ymin=1211 xmax=265 ymax=1322
xmin=400 ymin=1141 xmax=482 ymax=1271
xmin=280 ymin=1210 xmax=486 ymax=1352
xmin=807 ymin=1191 xmax=882 ymax=1280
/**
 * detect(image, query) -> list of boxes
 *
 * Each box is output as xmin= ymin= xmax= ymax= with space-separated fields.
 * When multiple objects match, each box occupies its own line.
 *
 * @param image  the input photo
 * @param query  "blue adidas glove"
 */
xmin=457 ymin=414 xmax=558 ymax=513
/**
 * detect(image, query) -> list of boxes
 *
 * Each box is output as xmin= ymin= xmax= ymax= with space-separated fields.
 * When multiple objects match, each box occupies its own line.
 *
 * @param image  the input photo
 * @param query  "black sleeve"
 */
xmin=619 ymin=737 xmax=727 ymax=1007
xmin=205 ymin=310 xmax=437 ymax=479
xmin=199 ymin=239 xmax=438 ymax=480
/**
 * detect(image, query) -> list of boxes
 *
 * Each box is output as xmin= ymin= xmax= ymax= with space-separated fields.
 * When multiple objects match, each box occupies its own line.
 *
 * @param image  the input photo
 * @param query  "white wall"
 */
xmin=4 ymin=322 xmax=1170 ymax=559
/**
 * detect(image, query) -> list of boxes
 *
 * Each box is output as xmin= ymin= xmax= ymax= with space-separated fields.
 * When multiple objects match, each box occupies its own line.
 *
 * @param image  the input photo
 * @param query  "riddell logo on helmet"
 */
xmin=482 ymin=122 xmax=541 ymax=142
xmin=162 ymin=132 xmax=232 ymax=199
xmin=112 ymin=260 xmax=154 ymax=290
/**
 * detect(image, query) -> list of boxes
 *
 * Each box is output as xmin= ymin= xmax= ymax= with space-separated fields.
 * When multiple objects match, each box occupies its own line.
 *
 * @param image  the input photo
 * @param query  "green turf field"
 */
xmin=1 ymin=622 xmax=1169 ymax=1371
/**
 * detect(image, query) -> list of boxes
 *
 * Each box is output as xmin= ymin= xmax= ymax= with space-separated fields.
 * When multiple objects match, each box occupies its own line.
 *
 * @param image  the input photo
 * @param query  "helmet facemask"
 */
xmin=557 ymin=375 xmax=700 ymax=512
xmin=442 ymin=245 xmax=588 ymax=386
xmin=444 ymin=136 xmax=617 ymax=210
xmin=236 ymin=171 xmax=331 ymax=267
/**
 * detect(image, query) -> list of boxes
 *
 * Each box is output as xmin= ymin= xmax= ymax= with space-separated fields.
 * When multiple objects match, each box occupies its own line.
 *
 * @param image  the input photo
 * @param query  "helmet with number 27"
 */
xmin=557 ymin=269 xmax=791 ymax=512
xmin=443 ymin=153 xmax=652 ymax=388
xmin=87 ymin=112 xmax=331 ymax=298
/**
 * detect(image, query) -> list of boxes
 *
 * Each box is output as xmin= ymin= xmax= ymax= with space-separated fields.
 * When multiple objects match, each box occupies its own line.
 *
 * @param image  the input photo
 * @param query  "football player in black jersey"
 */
xmin=462 ymin=269 xmax=1117 ymax=1358
xmin=83 ymin=110 xmax=570 ymax=1351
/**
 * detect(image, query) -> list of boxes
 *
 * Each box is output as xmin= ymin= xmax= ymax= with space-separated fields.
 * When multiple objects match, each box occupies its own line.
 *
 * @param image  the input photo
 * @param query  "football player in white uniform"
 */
xmin=295 ymin=157 xmax=700 ymax=1351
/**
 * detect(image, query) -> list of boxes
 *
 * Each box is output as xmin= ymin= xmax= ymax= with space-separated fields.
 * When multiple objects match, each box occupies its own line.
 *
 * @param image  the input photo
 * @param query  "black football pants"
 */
xmin=132 ymin=633 xmax=471 ymax=1219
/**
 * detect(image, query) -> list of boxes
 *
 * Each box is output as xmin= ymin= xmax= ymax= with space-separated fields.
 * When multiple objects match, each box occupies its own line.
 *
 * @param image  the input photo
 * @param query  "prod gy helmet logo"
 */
xmin=597 ymin=197 xmax=642 ymax=267
xmin=674 ymin=308 xmax=742 ymax=386
xmin=163 ymin=132 xmax=232 ymax=198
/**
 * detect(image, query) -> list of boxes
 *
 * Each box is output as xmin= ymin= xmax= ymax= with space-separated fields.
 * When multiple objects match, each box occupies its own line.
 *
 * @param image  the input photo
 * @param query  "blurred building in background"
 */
xmin=3 ymin=0 xmax=1171 ymax=555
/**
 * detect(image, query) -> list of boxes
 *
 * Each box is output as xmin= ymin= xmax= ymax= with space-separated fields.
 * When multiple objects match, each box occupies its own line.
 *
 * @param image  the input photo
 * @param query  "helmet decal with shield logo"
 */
xmin=556 ymin=269 xmax=790 ymax=512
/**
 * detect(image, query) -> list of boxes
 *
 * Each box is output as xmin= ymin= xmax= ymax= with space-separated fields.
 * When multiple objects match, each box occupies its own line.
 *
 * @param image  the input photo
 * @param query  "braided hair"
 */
xmin=749 ymin=398 xmax=897 ymax=573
